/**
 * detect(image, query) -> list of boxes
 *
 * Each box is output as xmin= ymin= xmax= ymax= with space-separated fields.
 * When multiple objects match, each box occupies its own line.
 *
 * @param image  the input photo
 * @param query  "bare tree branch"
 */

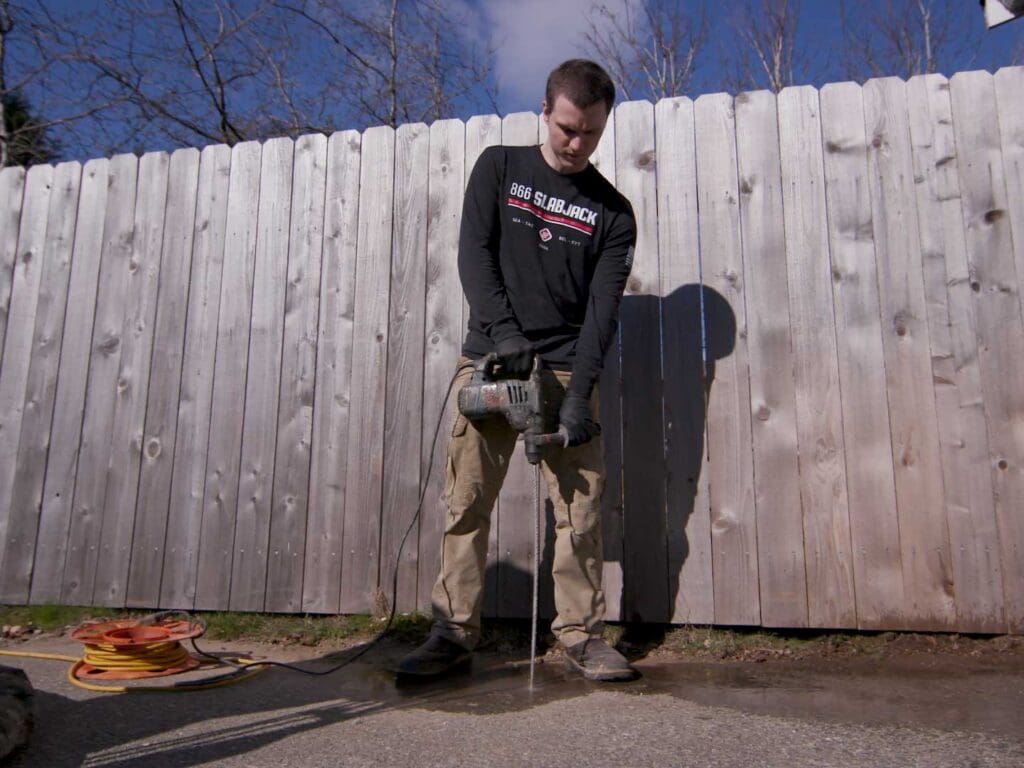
xmin=584 ymin=0 xmax=710 ymax=101
xmin=726 ymin=0 xmax=807 ymax=93
xmin=839 ymin=0 xmax=984 ymax=81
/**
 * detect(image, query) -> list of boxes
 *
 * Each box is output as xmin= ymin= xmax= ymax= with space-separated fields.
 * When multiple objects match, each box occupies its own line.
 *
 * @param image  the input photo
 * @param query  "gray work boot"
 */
xmin=563 ymin=637 xmax=638 ymax=681
xmin=395 ymin=634 xmax=472 ymax=677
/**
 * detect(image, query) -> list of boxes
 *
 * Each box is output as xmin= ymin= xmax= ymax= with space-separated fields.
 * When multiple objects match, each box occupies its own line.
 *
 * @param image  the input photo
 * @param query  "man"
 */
xmin=398 ymin=59 xmax=637 ymax=681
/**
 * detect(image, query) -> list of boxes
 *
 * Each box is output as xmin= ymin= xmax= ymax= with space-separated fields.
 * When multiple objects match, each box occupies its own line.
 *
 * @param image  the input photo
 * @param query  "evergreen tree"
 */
xmin=2 ymin=91 xmax=58 ymax=167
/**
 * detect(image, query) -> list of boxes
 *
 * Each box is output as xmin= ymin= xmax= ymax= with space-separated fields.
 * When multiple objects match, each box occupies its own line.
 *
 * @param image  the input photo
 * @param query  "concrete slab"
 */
xmin=2 ymin=636 xmax=1022 ymax=767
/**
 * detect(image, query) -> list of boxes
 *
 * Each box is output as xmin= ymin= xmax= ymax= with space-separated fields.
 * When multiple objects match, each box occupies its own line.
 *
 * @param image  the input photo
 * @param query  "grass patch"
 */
xmin=3 ymin=606 xmax=1020 ymax=661
xmin=0 ymin=605 xmax=420 ymax=647
xmin=0 ymin=604 xmax=138 ymax=633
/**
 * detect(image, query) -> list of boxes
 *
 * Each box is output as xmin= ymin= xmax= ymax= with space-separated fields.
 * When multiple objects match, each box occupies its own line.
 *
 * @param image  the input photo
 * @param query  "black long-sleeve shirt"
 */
xmin=459 ymin=145 xmax=636 ymax=398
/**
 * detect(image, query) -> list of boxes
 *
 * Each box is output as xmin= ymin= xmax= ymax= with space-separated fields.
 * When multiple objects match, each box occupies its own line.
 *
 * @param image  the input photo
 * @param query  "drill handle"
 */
xmin=524 ymin=426 xmax=568 ymax=465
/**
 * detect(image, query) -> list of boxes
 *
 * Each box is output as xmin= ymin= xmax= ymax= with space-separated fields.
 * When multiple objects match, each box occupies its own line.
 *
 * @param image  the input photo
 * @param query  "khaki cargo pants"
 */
xmin=431 ymin=358 xmax=606 ymax=651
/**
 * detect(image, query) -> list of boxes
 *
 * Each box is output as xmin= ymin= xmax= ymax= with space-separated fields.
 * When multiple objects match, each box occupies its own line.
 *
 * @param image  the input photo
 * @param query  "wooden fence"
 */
xmin=0 ymin=69 xmax=1021 ymax=633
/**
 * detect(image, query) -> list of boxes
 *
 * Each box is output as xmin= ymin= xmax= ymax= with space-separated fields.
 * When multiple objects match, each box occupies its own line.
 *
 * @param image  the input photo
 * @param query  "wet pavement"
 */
xmin=3 ymin=636 xmax=1023 ymax=767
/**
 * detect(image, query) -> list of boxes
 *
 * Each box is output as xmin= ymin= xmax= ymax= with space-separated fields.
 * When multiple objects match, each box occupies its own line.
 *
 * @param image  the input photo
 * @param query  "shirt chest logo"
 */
xmin=507 ymin=181 xmax=598 ymax=236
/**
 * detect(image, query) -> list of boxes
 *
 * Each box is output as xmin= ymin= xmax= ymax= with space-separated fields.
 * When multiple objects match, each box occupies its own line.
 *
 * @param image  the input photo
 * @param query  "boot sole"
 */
xmin=392 ymin=653 xmax=472 ymax=679
xmin=563 ymin=655 xmax=638 ymax=682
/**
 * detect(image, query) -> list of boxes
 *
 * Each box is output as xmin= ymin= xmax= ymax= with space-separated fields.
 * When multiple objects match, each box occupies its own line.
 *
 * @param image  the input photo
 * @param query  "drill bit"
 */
xmin=530 ymin=463 xmax=540 ymax=691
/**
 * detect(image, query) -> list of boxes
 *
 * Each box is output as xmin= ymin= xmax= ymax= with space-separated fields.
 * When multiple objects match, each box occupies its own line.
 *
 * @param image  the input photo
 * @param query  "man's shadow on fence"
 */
xmin=501 ymin=283 xmax=736 ymax=646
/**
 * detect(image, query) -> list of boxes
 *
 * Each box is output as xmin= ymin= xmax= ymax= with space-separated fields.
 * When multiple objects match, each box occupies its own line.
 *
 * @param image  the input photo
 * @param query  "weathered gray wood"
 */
xmin=29 ymin=159 xmax=107 ymax=603
xmin=590 ymin=109 xmax=624 ymax=621
xmin=996 ymin=67 xmax=1024 ymax=323
xmin=864 ymin=77 xmax=955 ymax=630
xmin=304 ymin=130 xmax=360 ymax=613
xmin=694 ymin=93 xmax=759 ymax=626
xmin=378 ymin=123 xmax=429 ymax=615
xmin=126 ymin=148 xmax=200 ymax=608
xmin=735 ymin=90 xmax=807 ymax=628
xmin=0 ymin=163 xmax=80 ymax=603
xmin=194 ymin=141 xmax=261 ymax=611
xmin=453 ymin=114 xmax=497 ymax=616
xmin=908 ymin=73 xmax=1004 ymax=633
xmin=340 ymin=125 xmax=394 ymax=614
xmin=952 ymin=70 xmax=1024 ymax=633
xmin=62 ymin=154 xmax=138 ymax=606
xmin=159 ymin=144 xmax=232 ymax=609
xmin=230 ymin=137 xmax=293 ymax=612
xmin=0 ymin=166 xmax=53 ymax=567
xmin=0 ymin=167 xmax=25 ymax=369
xmin=263 ymin=134 xmax=326 ymax=613
xmin=656 ymin=96 xmax=713 ymax=625
xmin=93 ymin=151 xmax=170 ymax=607
xmin=819 ymin=82 xmax=904 ymax=629
xmin=993 ymin=66 xmax=1024 ymax=633
xmin=495 ymin=111 xmax=538 ymax=618
xmin=616 ymin=99 xmax=668 ymax=623
xmin=778 ymin=86 xmax=857 ymax=628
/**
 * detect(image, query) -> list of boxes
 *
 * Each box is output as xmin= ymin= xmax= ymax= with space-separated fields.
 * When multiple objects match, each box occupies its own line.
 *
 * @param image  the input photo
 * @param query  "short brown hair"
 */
xmin=545 ymin=59 xmax=615 ymax=114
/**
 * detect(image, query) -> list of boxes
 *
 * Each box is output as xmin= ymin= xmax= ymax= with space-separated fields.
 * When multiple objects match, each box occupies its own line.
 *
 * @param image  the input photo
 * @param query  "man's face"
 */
xmin=541 ymin=93 xmax=609 ymax=174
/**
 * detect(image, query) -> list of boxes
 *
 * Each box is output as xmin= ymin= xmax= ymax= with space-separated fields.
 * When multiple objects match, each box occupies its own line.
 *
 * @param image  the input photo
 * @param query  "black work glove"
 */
xmin=559 ymin=392 xmax=601 ymax=447
xmin=494 ymin=336 xmax=534 ymax=378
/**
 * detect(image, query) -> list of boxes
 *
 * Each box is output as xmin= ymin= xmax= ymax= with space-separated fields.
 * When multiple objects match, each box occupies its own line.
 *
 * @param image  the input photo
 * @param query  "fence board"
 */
xmin=695 ymin=93 xmax=759 ymax=626
xmin=194 ymin=141 xmax=261 ymax=610
xmin=230 ymin=137 xmax=293 ymax=611
xmin=494 ymin=111 xmax=539 ymax=618
xmin=736 ymin=90 xmax=806 ymax=628
xmin=453 ymin=114 xmax=499 ymax=616
xmin=380 ymin=122 xmax=429 ymax=614
xmin=0 ymin=165 xmax=52 ymax=568
xmin=30 ymin=159 xmax=107 ymax=603
xmin=778 ymin=86 xmax=856 ymax=628
xmin=126 ymin=148 xmax=200 ymax=607
xmin=952 ymin=70 xmax=1024 ymax=634
xmin=994 ymin=67 xmax=1024 ymax=633
xmin=907 ymin=74 xmax=1004 ymax=632
xmin=864 ymin=78 xmax=955 ymax=630
xmin=996 ymin=68 xmax=1024 ymax=322
xmin=0 ymin=163 xmax=80 ymax=603
xmin=0 ymin=167 xmax=25 ymax=368
xmin=0 ymin=164 xmax=59 ymax=598
xmin=589 ymin=110 xmax=624 ymax=622
xmin=616 ymin=99 xmax=667 ymax=623
xmin=92 ymin=151 xmax=169 ymax=607
xmin=656 ymin=97 xmax=712 ymax=625
xmin=265 ymin=134 xmax=326 ymax=612
xmin=304 ymin=130 xmax=361 ymax=613
xmin=62 ymin=154 xmax=138 ymax=605
xmin=159 ymin=145 xmax=231 ymax=608
xmin=819 ymin=82 xmax=904 ymax=629
xmin=340 ymin=125 xmax=394 ymax=614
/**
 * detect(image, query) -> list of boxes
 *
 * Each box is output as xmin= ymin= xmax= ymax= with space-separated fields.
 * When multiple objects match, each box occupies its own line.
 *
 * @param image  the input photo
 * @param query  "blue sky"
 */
xmin=486 ymin=0 xmax=1022 ymax=112
xmin=21 ymin=1 xmax=1024 ymax=160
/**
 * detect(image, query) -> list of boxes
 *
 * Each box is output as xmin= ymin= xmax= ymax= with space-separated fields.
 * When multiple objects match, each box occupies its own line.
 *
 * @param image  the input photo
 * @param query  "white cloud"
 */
xmin=478 ymin=0 xmax=631 ymax=113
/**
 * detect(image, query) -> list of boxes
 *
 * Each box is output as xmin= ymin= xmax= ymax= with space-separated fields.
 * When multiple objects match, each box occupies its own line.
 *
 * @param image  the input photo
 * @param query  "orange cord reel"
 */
xmin=70 ymin=617 xmax=206 ymax=680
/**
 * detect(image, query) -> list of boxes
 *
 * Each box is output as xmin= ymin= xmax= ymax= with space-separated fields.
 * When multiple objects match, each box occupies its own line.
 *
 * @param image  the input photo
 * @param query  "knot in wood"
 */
xmin=635 ymin=150 xmax=656 ymax=170
xmin=98 ymin=335 xmax=120 ymax=355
